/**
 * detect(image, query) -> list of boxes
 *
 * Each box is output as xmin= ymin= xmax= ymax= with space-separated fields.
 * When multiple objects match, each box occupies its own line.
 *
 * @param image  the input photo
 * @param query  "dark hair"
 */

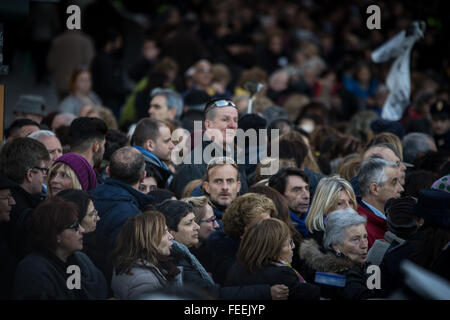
xmin=0 ymin=138 xmax=50 ymax=184
xmin=104 ymin=129 xmax=129 ymax=161
xmin=109 ymin=146 xmax=145 ymax=185
xmin=403 ymin=170 xmax=436 ymax=198
xmin=295 ymin=102 xmax=329 ymax=126
xmin=268 ymin=167 xmax=309 ymax=195
xmin=30 ymin=198 xmax=79 ymax=253
xmin=5 ymin=118 xmax=40 ymax=139
xmin=277 ymin=130 xmax=310 ymax=168
xmin=144 ymin=163 xmax=163 ymax=188
xmin=68 ymin=117 xmax=107 ymax=152
xmin=385 ymin=197 xmax=419 ymax=240
xmin=248 ymin=185 xmax=302 ymax=242
xmin=414 ymin=151 xmax=450 ymax=177
xmin=132 ymin=118 xmax=166 ymax=147
xmin=57 ymin=189 xmax=93 ymax=222
xmin=149 ymin=188 xmax=176 ymax=205
xmin=156 ymin=200 xmax=193 ymax=232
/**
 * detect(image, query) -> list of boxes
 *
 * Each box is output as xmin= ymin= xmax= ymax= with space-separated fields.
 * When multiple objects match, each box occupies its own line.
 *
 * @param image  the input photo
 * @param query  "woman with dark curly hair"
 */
xmin=198 ymin=193 xmax=277 ymax=286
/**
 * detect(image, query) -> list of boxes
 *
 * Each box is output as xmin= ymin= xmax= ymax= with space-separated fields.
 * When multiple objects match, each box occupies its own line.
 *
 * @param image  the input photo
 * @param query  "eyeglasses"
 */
xmin=65 ymin=220 xmax=82 ymax=232
xmin=200 ymin=216 xmax=217 ymax=224
xmin=31 ymin=167 xmax=50 ymax=175
xmin=0 ymin=194 xmax=13 ymax=201
xmin=87 ymin=209 xmax=99 ymax=218
xmin=206 ymin=156 xmax=236 ymax=170
xmin=203 ymin=99 xmax=237 ymax=117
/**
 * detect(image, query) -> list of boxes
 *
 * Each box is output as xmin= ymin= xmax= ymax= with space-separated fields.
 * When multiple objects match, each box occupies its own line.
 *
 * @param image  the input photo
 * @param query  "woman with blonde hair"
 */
xmin=47 ymin=153 xmax=98 ymax=197
xmin=111 ymin=210 xmax=179 ymax=300
xmin=305 ymin=175 xmax=357 ymax=247
xmin=225 ymin=218 xmax=320 ymax=300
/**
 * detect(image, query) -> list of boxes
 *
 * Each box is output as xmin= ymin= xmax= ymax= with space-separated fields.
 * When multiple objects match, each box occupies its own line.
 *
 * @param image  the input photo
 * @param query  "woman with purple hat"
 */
xmin=47 ymin=153 xmax=98 ymax=197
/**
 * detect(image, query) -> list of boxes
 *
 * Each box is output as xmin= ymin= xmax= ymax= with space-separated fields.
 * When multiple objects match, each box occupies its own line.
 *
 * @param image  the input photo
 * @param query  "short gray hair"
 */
xmin=28 ymin=130 xmax=56 ymax=140
xmin=323 ymin=208 xmax=366 ymax=250
xmin=402 ymin=132 xmax=436 ymax=164
xmin=151 ymin=88 xmax=183 ymax=117
xmin=358 ymin=156 xmax=398 ymax=197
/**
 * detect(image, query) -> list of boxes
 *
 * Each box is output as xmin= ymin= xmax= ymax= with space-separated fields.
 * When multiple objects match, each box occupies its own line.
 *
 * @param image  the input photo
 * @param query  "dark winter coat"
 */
xmin=0 ymin=224 xmax=17 ymax=299
xmin=225 ymin=262 xmax=321 ymax=300
xmin=7 ymin=185 xmax=41 ymax=261
xmin=170 ymin=240 xmax=272 ymax=300
xmin=13 ymin=251 xmax=108 ymax=300
xmin=195 ymin=230 xmax=240 ymax=286
xmin=90 ymin=178 xmax=154 ymax=250
xmin=89 ymin=178 xmax=154 ymax=287
xmin=299 ymin=238 xmax=377 ymax=300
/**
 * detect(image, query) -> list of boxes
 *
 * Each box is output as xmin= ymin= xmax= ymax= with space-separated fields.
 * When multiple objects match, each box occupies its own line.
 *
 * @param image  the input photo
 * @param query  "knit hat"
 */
xmin=370 ymin=119 xmax=405 ymax=139
xmin=385 ymin=197 xmax=419 ymax=238
xmin=14 ymin=95 xmax=46 ymax=116
xmin=184 ymin=89 xmax=210 ymax=112
xmin=238 ymin=113 xmax=267 ymax=131
xmin=54 ymin=153 xmax=98 ymax=191
xmin=431 ymin=174 xmax=450 ymax=194
xmin=415 ymin=189 xmax=450 ymax=229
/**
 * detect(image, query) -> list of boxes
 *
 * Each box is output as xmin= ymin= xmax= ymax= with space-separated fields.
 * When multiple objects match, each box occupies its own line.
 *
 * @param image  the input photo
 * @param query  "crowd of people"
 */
xmin=1 ymin=0 xmax=449 ymax=300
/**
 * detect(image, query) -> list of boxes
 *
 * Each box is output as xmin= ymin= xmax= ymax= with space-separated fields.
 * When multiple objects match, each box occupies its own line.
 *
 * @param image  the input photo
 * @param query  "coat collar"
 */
xmin=299 ymin=238 xmax=359 ymax=273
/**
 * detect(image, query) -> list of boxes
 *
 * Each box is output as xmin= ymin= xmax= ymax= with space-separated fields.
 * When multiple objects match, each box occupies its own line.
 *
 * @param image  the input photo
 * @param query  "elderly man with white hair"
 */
xmin=357 ymin=156 xmax=404 ymax=249
xmin=28 ymin=130 xmax=63 ymax=167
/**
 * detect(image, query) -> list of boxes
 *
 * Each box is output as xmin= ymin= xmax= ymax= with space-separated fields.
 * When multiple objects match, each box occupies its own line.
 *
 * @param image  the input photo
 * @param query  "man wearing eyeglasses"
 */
xmin=170 ymin=98 xmax=249 ymax=199
xmin=0 ymin=138 xmax=50 ymax=262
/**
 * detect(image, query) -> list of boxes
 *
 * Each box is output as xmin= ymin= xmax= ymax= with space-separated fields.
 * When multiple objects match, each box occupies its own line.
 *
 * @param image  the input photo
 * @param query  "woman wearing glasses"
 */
xmin=57 ymin=189 xmax=100 ymax=233
xmin=225 ymin=218 xmax=320 ymax=300
xmin=181 ymin=196 xmax=219 ymax=243
xmin=13 ymin=198 xmax=108 ymax=300
xmin=157 ymin=200 xmax=289 ymax=300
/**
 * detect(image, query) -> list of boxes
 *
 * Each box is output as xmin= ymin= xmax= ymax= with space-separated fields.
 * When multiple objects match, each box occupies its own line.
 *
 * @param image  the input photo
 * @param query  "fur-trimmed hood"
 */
xmin=299 ymin=239 xmax=360 ymax=274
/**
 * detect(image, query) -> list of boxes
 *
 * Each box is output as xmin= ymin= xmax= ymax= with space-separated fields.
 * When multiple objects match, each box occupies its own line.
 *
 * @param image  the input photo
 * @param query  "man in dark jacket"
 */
xmin=170 ymin=98 xmax=248 ymax=198
xmin=0 ymin=138 xmax=50 ymax=260
xmin=269 ymin=168 xmax=311 ymax=237
xmin=90 ymin=146 xmax=154 ymax=284
xmin=132 ymin=118 xmax=174 ymax=188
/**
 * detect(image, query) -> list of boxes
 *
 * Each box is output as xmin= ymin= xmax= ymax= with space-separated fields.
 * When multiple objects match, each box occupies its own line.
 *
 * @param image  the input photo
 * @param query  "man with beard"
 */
xmin=67 ymin=117 xmax=107 ymax=184
xmin=132 ymin=118 xmax=174 ymax=188
xmin=202 ymin=157 xmax=241 ymax=229
xmin=269 ymin=167 xmax=311 ymax=237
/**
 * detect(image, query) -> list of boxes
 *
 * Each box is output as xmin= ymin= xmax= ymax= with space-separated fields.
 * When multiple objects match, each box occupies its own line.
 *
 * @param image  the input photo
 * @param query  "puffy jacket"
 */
xmin=90 ymin=178 xmax=154 ymax=250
